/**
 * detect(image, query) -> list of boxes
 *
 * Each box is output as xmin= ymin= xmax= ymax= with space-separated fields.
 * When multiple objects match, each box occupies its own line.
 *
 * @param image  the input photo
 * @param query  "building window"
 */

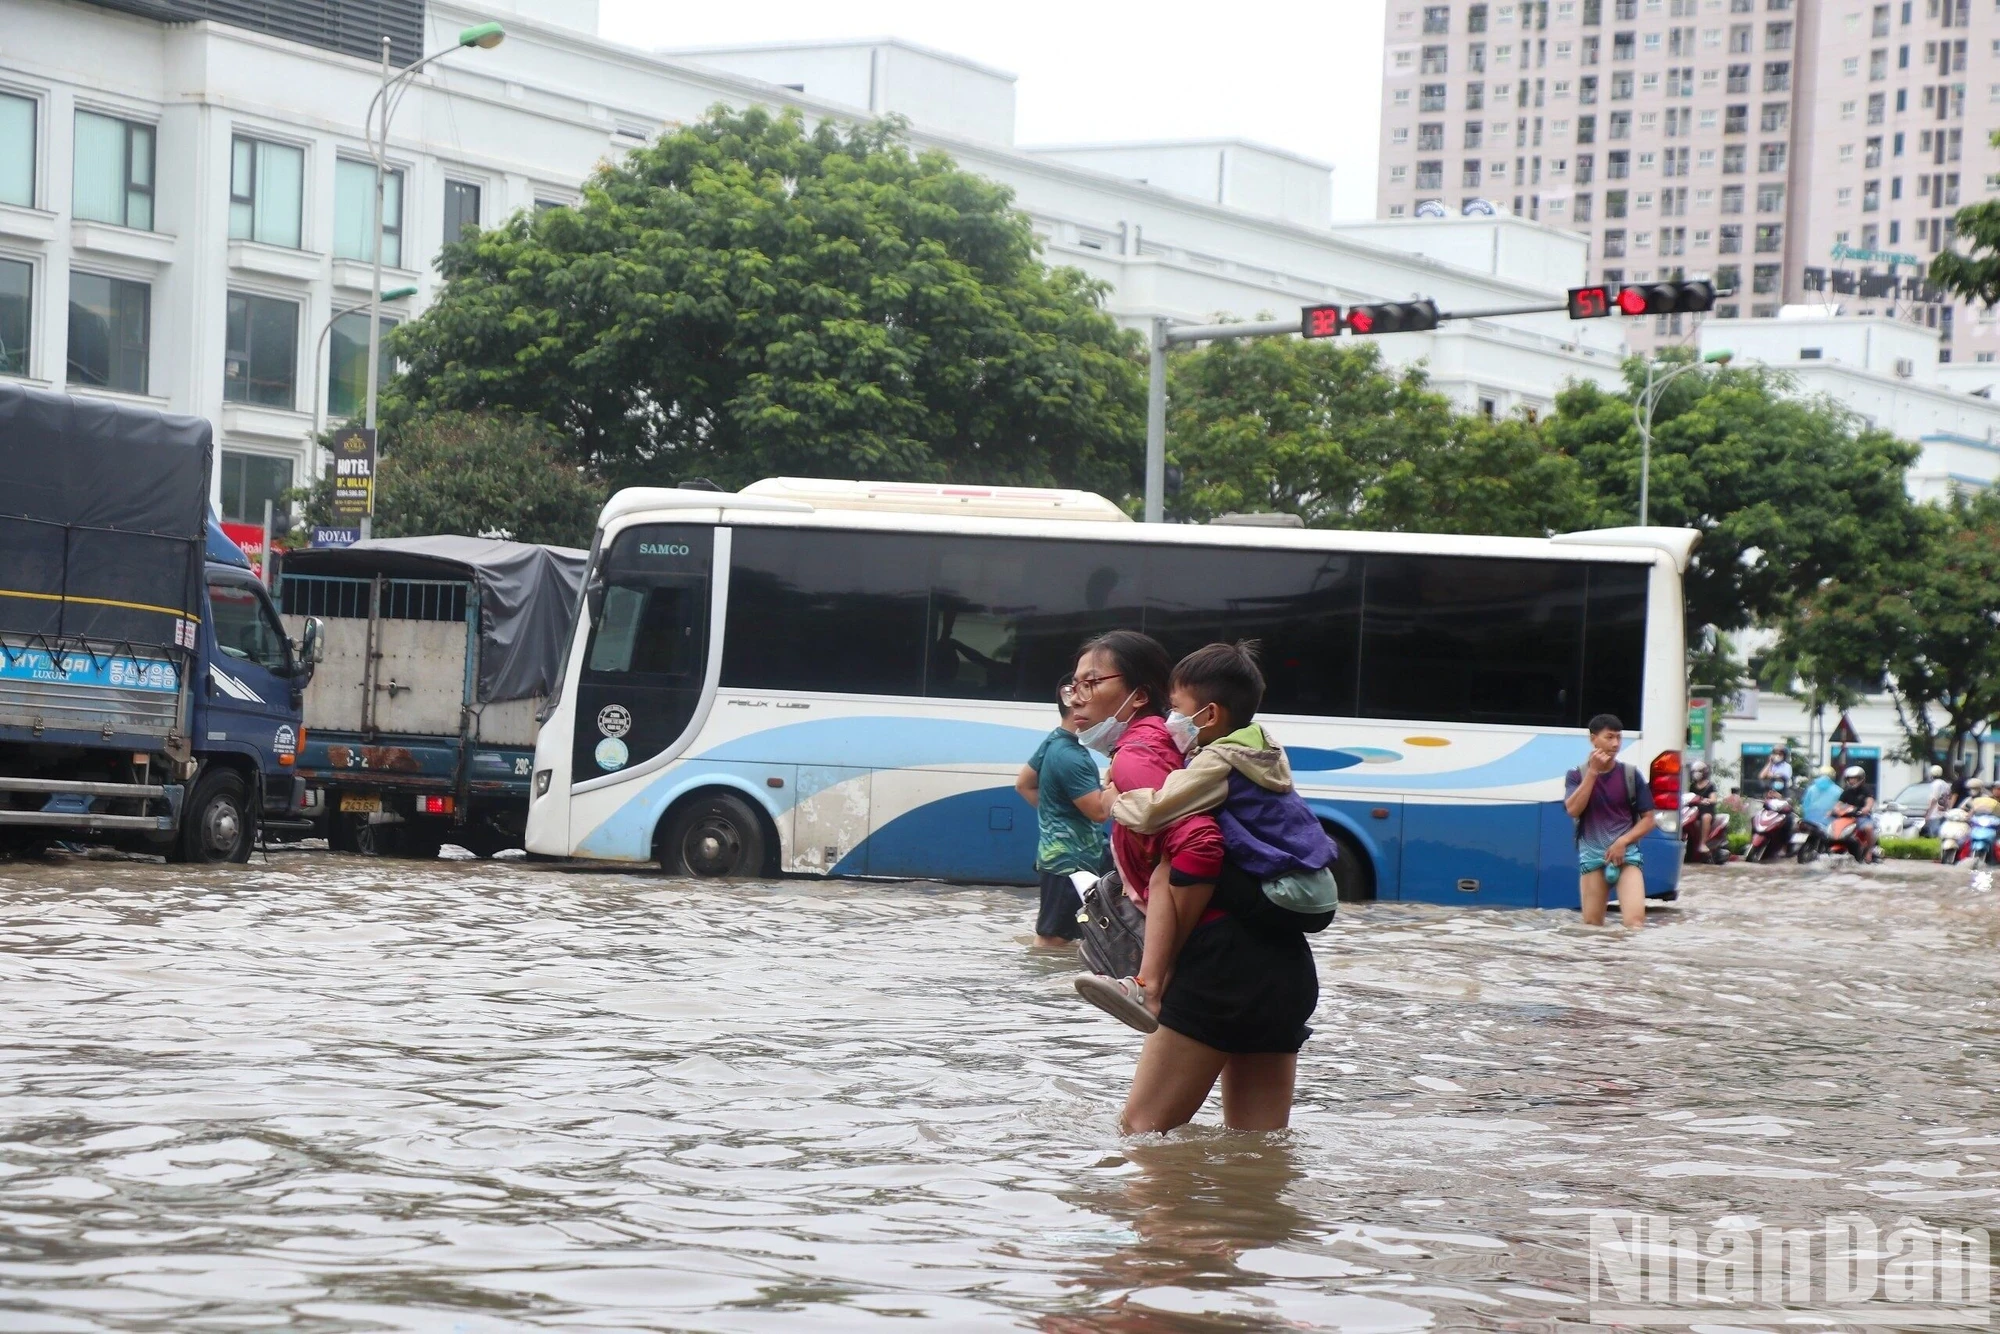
xmin=333 ymin=158 xmax=402 ymax=269
xmin=1575 ymin=191 xmax=1594 ymax=220
xmin=0 ymin=258 xmax=28 ymax=377
xmin=1467 ymin=82 xmax=1486 ymax=109
xmin=1609 ymin=111 xmax=1631 ymax=138
xmin=444 ymin=179 xmax=481 ymax=242
xmin=1758 ymin=142 xmax=1787 ymax=172
xmin=1763 ymin=61 xmax=1790 ymax=92
xmin=1464 ymin=159 xmax=1484 ymax=186
xmin=228 ymin=136 xmax=304 ymax=249
xmin=1760 ymin=103 xmax=1788 ymax=133
xmin=1604 ymin=228 xmax=1627 ymax=256
xmin=1754 ymin=223 xmax=1782 ymax=252
xmin=1719 ymin=224 xmax=1742 ymax=253
xmin=1416 ymin=160 xmax=1445 ymax=189
xmin=0 ymin=92 xmax=34 ymax=209
xmin=66 ymin=272 xmax=149 ymax=395
xmin=219 ymin=452 xmax=295 ymax=526
xmin=326 ymin=311 xmax=396 ymax=421
xmin=1422 ymin=44 xmax=1450 ymax=73
xmin=1723 ymin=145 xmax=1746 ymax=173
xmin=1757 ymin=183 xmax=1785 ymax=211
xmin=1424 ymin=4 xmax=1452 ymax=32
xmin=223 ymin=291 xmax=298 ymax=409
xmin=1753 ymin=262 xmax=1781 ymax=292
xmin=1608 ymin=148 xmax=1629 ymax=177
xmin=1420 ymin=83 xmax=1449 ymax=110
xmin=1470 ymin=3 xmax=1490 ymax=30
xmin=1766 ymin=20 xmax=1792 ymax=48
xmin=1419 ymin=122 xmax=1446 ymax=150
xmin=72 ymin=111 xmax=154 ymax=231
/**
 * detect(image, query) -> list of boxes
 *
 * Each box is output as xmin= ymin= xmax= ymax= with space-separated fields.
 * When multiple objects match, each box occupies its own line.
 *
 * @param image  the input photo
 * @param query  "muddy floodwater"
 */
xmin=0 ymin=855 xmax=1995 ymax=1331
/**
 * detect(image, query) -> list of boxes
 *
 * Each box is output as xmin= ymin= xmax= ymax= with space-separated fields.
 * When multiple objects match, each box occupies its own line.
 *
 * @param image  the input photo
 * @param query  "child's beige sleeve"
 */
xmin=1111 ymin=750 xmax=1233 ymax=833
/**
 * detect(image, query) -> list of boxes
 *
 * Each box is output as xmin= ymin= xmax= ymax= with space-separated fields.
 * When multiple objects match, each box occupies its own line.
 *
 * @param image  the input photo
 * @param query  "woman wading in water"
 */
xmin=1064 ymin=631 xmax=1318 ymax=1132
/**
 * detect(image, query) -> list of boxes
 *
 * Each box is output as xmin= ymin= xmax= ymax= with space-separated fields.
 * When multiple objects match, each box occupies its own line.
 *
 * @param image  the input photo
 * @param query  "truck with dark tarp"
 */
xmin=278 ymin=537 xmax=585 ymax=858
xmin=0 ymin=383 xmax=322 ymax=860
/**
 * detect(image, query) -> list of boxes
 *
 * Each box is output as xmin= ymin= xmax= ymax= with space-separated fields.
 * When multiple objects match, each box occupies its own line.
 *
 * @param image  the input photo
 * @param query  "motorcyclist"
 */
xmin=1922 ymin=764 xmax=1952 ymax=838
xmin=1759 ymin=745 xmax=1793 ymax=794
xmin=1966 ymin=776 xmax=1999 ymax=817
xmin=1834 ymin=765 xmax=1877 ymax=859
xmin=1686 ymin=760 xmax=1723 ymax=857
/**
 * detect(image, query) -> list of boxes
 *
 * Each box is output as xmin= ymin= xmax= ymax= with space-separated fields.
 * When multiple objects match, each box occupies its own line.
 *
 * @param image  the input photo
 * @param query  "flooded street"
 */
xmin=0 ymin=855 xmax=1995 ymax=1332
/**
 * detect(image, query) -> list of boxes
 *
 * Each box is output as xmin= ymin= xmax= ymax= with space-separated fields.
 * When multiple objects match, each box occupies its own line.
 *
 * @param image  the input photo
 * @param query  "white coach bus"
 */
xmin=524 ymin=478 xmax=1696 ymax=909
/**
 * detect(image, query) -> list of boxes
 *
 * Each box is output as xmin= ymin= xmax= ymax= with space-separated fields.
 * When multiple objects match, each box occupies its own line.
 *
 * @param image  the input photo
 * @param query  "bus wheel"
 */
xmin=660 ymin=793 xmax=767 ymax=878
xmin=1326 ymin=827 xmax=1375 ymax=903
xmin=173 ymin=769 xmax=252 ymax=864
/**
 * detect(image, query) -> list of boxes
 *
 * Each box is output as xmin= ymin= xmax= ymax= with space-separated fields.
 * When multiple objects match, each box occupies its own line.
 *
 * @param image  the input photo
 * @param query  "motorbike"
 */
xmin=1807 ymin=804 xmax=1883 ymax=864
xmin=1744 ymin=790 xmax=1797 ymax=863
xmin=1939 ymin=807 xmax=1972 ymax=864
xmin=1681 ymin=793 xmax=1730 ymax=864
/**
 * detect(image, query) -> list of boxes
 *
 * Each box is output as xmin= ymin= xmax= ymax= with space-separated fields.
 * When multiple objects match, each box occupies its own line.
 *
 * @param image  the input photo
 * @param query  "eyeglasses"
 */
xmin=1060 ymin=672 xmax=1123 ymax=702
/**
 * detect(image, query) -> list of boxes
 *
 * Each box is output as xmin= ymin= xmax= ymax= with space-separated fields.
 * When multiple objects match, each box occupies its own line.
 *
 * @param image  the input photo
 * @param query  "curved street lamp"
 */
xmin=1635 ymin=348 xmax=1733 ymax=526
xmin=361 ymin=23 xmax=506 ymax=447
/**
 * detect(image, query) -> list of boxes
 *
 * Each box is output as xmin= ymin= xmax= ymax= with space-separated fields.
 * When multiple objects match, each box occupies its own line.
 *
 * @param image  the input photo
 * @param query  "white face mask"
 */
xmin=1164 ymin=708 xmax=1208 ymax=755
xmin=1076 ymin=692 xmax=1137 ymax=755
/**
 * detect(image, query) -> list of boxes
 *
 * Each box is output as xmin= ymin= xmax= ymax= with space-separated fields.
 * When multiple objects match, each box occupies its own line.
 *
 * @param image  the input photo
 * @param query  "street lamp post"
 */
xmin=1634 ymin=349 xmax=1732 ymax=526
xmin=361 ymin=21 xmax=504 ymax=534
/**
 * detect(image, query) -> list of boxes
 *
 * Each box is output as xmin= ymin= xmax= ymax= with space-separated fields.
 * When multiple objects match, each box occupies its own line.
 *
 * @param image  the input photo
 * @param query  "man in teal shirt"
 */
xmin=1016 ymin=680 xmax=1113 ymax=946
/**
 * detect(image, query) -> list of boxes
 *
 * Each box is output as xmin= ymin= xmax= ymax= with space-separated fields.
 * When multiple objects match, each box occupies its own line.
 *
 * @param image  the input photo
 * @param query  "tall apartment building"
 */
xmin=1378 ymin=0 xmax=1999 ymax=362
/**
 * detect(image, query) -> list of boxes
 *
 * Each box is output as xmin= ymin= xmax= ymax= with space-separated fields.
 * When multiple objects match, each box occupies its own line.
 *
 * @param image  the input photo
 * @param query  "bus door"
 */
xmin=572 ymin=526 xmax=713 ymax=784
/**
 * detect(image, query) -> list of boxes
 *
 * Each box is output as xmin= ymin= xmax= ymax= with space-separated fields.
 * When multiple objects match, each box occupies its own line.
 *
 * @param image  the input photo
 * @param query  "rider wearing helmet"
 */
xmin=1837 ymin=765 xmax=1877 ymax=858
xmin=1967 ymin=776 xmax=1998 ymax=817
xmin=1687 ymin=759 xmax=1721 ymax=857
xmin=1924 ymin=764 xmax=1953 ymax=837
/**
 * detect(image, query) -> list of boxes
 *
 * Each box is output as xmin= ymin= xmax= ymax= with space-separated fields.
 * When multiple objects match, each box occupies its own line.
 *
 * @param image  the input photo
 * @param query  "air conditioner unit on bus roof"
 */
xmin=739 ymin=477 xmax=1133 ymax=522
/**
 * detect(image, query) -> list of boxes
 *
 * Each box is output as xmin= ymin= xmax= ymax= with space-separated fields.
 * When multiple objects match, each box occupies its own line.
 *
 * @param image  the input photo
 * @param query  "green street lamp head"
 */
xmin=380 ymin=285 xmax=419 ymax=301
xmin=1703 ymin=350 xmax=1734 ymax=364
xmin=458 ymin=22 xmax=505 ymax=49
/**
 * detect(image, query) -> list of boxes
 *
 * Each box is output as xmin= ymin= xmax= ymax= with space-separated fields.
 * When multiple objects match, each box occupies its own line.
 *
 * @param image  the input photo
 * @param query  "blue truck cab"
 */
xmin=0 ymin=384 xmax=321 ymax=861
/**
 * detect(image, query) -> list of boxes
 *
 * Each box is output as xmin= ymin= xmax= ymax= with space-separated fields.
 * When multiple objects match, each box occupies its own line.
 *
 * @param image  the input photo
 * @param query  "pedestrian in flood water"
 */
xmin=1563 ymin=713 xmax=1654 ymax=929
xmin=1065 ymin=631 xmax=1314 ymax=1134
xmin=1016 ymin=676 xmax=1113 ymax=947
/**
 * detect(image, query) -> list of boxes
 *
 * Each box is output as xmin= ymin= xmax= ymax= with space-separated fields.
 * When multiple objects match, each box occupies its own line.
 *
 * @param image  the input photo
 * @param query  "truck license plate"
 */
xmin=339 ymin=795 xmax=382 ymax=814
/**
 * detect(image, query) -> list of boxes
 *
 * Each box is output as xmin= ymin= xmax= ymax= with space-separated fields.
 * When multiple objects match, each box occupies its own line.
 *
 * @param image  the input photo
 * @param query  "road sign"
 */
xmin=330 ymin=426 xmax=376 ymax=519
xmin=1831 ymin=711 xmax=1860 ymax=745
xmin=311 ymin=526 xmax=361 ymax=548
xmin=1687 ymin=697 xmax=1711 ymax=755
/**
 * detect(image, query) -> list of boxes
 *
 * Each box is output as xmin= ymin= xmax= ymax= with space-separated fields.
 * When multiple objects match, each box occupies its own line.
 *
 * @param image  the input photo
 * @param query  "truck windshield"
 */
xmin=209 ymin=580 xmax=289 ymax=672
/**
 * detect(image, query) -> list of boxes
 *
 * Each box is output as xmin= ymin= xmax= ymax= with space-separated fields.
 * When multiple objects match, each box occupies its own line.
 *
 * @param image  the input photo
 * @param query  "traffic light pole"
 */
xmin=1145 ymin=316 xmax=1302 ymax=523
xmin=1139 ymin=297 xmax=1582 ymax=522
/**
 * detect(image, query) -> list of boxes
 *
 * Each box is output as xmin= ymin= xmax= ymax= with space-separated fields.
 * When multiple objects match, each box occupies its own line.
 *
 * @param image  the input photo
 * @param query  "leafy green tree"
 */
xmin=387 ymin=106 xmax=1144 ymax=494
xmin=300 ymin=412 xmax=604 ymax=549
xmin=1784 ymin=493 xmax=2000 ymax=766
xmin=1541 ymin=357 xmax=1924 ymax=636
xmin=1164 ymin=336 xmax=1600 ymax=534
xmin=1929 ymin=129 xmax=2000 ymax=309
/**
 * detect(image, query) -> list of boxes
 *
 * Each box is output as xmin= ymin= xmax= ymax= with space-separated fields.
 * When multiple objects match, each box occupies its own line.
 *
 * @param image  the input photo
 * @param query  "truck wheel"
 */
xmin=659 ymin=793 xmax=767 ymax=878
xmin=174 ymin=770 xmax=252 ymax=864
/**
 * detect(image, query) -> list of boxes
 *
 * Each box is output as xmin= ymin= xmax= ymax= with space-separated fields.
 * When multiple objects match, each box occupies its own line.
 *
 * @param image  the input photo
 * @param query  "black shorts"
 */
xmin=1157 ymin=911 xmax=1319 ymax=1055
xmin=1035 ymin=870 xmax=1083 ymax=940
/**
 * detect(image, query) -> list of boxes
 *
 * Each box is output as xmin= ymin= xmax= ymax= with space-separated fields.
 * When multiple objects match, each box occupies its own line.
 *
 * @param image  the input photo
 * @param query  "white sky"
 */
xmin=597 ymin=0 xmax=1386 ymax=222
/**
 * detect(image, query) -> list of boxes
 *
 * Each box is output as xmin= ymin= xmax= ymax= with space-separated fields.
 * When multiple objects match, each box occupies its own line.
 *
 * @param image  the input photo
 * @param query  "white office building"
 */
xmin=0 ymin=0 xmax=1641 ymax=528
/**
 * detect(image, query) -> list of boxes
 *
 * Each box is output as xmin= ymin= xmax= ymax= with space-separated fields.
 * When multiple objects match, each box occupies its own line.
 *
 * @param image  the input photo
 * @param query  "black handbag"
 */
xmin=1076 ymin=867 xmax=1147 ymax=980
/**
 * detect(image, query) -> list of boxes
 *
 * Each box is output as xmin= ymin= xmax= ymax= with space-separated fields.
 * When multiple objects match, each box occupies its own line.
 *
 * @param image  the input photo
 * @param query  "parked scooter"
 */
xmin=1969 ymin=810 xmax=2000 ymax=866
xmin=1681 ymin=791 xmax=1730 ymax=864
xmin=1745 ymin=788 xmax=1797 ymax=863
xmin=1939 ymin=806 xmax=1973 ymax=864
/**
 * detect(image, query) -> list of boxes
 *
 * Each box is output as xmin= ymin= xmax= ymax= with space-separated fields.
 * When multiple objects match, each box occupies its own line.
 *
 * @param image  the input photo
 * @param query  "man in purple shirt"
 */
xmin=1563 ymin=713 xmax=1655 ymax=929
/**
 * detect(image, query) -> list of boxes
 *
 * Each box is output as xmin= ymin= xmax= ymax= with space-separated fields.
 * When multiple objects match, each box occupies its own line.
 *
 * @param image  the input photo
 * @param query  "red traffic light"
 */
xmin=1344 ymin=300 xmax=1439 ymax=336
xmin=1567 ymin=285 xmax=1613 ymax=319
xmin=1616 ymin=287 xmax=1650 ymax=316
xmin=1301 ymin=304 xmax=1343 ymax=338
